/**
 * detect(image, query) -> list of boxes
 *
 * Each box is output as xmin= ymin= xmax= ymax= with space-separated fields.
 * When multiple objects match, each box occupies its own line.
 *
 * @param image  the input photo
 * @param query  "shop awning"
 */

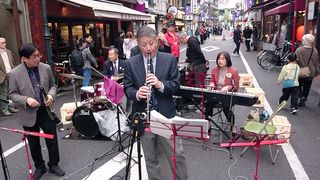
xmin=67 ymin=0 xmax=151 ymax=21
xmin=265 ymin=0 xmax=306 ymax=16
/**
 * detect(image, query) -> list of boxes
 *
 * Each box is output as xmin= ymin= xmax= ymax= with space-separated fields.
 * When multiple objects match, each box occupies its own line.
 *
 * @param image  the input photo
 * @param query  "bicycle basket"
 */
xmin=262 ymin=42 xmax=277 ymax=51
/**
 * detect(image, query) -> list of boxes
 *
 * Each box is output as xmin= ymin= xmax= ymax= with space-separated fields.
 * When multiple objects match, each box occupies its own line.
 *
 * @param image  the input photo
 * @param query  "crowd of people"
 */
xmin=0 ymin=21 xmax=319 ymax=180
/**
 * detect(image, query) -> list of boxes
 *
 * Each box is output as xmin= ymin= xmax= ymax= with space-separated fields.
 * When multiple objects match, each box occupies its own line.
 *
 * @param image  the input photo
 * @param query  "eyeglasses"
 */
xmin=29 ymin=53 xmax=42 ymax=60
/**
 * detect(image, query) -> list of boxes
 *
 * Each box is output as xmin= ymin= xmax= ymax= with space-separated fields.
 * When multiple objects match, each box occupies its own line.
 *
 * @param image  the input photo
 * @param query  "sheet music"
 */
xmin=150 ymin=110 xmax=173 ymax=139
xmin=171 ymin=116 xmax=209 ymax=139
xmin=150 ymin=110 xmax=209 ymax=139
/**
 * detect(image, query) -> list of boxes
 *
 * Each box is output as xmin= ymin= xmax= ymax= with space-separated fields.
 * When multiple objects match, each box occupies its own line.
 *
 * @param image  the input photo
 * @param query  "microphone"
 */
xmin=231 ymin=79 xmax=235 ymax=89
xmin=0 ymin=98 xmax=13 ymax=106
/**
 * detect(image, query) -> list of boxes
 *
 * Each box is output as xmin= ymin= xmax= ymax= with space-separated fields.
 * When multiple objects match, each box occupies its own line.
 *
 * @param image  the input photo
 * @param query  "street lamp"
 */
xmin=42 ymin=0 xmax=54 ymax=71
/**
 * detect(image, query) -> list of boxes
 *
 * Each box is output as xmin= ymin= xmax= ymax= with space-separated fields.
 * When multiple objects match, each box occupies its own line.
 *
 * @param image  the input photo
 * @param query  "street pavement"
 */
xmin=0 ymin=35 xmax=319 ymax=180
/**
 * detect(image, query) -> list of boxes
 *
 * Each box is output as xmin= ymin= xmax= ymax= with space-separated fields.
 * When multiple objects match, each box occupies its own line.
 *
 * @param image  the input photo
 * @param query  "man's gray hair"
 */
xmin=178 ymin=31 xmax=188 ymax=38
xmin=136 ymin=26 xmax=158 ymax=38
xmin=109 ymin=47 xmax=119 ymax=54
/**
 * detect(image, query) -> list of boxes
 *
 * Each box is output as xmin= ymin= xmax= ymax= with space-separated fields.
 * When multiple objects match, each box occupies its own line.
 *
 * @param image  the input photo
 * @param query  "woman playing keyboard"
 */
xmin=206 ymin=51 xmax=240 ymax=123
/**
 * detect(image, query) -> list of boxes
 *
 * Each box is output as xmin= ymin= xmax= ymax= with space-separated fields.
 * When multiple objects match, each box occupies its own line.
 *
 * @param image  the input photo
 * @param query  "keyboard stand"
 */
xmin=187 ymin=97 xmax=231 ymax=139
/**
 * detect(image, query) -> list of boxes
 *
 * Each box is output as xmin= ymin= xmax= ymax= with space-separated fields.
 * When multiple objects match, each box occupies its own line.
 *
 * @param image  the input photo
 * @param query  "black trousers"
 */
xmin=298 ymin=77 xmax=313 ymax=100
xmin=23 ymin=107 xmax=60 ymax=169
xmin=279 ymin=86 xmax=300 ymax=109
xmin=233 ymin=41 xmax=240 ymax=54
xmin=245 ymin=39 xmax=251 ymax=51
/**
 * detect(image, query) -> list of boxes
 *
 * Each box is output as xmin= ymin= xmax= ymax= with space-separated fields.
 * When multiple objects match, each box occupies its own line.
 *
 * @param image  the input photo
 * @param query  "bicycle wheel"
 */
xmin=259 ymin=52 xmax=276 ymax=70
xmin=257 ymin=50 xmax=267 ymax=65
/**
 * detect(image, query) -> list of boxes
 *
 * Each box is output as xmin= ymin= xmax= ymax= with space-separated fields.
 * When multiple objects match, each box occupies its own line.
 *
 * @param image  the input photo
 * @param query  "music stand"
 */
xmin=149 ymin=111 xmax=209 ymax=180
xmin=0 ymin=127 xmax=54 ymax=180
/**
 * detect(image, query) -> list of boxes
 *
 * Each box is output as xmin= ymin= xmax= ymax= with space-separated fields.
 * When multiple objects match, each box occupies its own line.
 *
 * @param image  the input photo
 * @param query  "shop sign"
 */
xmin=184 ymin=15 xmax=194 ymax=21
xmin=177 ymin=10 xmax=184 ymax=19
xmin=250 ymin=9 xmax=261 ymax=22
xmin=308 ymin=2 xmax=319 ymax=20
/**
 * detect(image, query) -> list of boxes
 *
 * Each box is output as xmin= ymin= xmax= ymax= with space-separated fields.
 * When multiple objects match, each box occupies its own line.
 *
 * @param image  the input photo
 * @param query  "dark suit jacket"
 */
xmin=103 ymin=59 xmax=126 ymax=78
xmin=8 ymin=62 xmax=57 ymax=127
xmin=124 ymin=52 xmax=180 ymax=118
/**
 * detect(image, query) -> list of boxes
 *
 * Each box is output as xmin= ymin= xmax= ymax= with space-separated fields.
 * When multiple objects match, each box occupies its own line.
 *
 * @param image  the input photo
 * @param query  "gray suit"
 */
xmin=124 ymin=52 xmax=188 ymax=180
xmin=8 ymin=62 xmax=57 ymax=127
xmin=0 ymin=49 xmax=15 ymax=111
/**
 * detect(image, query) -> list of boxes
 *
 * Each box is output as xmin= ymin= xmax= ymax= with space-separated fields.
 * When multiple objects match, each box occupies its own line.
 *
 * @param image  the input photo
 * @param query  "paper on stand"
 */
xmin=150 ymin=110 xmax=173 ymax=139
xmin=171 ymin=116 xmax=209 ymax=139
xmin=149 ymin=110 xmax=209 ymax=140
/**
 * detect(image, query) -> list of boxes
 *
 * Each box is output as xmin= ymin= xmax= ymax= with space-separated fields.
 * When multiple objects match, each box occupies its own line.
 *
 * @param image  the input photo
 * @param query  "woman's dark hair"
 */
xmin=286 ymin=53 xmax=297 ymax=62
xmin=19 ymin=43 xmax=37 ymax=58
xmin=216 ymin=51 xmax=232 ymax=67
xmin=84 ymin=34 xmax=91 ymax=39
xmin=76 ymin=38 xmax=87 ymax=49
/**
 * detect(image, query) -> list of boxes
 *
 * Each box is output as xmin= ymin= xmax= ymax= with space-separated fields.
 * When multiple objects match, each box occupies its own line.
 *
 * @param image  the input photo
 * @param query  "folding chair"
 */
xmin=240 ymin=100 xmax=288 ymax=180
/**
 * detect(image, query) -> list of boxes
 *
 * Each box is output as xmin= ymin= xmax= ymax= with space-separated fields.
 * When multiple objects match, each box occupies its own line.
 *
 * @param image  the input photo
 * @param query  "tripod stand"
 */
xmin=0 ymin=138 xmax=9 ymax=180
xmin=125 ymin=112 xmax=144 ymax=180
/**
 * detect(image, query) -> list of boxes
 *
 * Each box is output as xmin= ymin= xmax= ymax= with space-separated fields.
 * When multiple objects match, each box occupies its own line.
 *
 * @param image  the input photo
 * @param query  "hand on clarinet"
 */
xmin=45 ymin=95 xmax=54 ymax=106
xmin=27 ymin=97 xmax=40 ymax=108
xmin=137 ymin=86 xmax=151 ymax=99
xmin=146 ymin=73 xmax=162 ymax=89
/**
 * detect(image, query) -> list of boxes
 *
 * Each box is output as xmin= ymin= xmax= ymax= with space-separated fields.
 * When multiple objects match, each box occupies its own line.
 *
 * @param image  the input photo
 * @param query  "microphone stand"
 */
xmin=227 ymin=81 xmax=236 ymax=159
xmin=69 ymin=55 xmax=78 ymax=108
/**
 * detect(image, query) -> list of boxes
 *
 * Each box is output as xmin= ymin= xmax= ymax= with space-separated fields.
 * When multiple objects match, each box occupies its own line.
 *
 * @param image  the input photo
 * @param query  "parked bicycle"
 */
xmin=257 ymin=41 xmax=293 ymax=70
xmin=54 ymin=60 xmax=72 ymax=87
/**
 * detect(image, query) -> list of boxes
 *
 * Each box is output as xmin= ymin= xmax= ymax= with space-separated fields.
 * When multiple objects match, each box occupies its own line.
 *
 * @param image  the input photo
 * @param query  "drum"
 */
xmin=72 ymin=105 xmax=100 ymax=137
xmin=94 ymin=82 xmax=107 ymax=101
xmin=80 ymin=86 xmax=94 ymax=102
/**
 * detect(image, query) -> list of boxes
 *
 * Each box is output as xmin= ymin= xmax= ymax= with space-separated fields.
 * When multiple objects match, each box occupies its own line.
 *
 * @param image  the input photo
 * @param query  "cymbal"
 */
xmin=59 ymin=73 xmax=84 ymax=80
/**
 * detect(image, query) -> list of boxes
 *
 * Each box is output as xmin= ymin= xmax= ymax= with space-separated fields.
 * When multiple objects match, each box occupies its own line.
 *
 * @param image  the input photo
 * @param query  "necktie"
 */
xmin=29 ymin=70 xmax=43 ymax=106
xmin=114 ymin=63 xmax=118 ymax=75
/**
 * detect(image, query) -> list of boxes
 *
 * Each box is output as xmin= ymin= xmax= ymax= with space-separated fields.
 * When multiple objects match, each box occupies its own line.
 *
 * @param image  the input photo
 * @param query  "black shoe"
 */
xmin=49 ymin=165 xmax=65 ymax=177
xmin=298 ymin=98 xmax=306 ymax=107
xmin=290 ymin=108 xmax=297 ymax=114
xmin=33 ymin=167 xmax=47 ymax=180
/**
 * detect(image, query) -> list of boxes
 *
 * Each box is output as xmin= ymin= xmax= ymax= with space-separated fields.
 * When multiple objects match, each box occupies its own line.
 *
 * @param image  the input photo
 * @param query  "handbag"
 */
xmin=282 ymin=65 xmax=298 ymax=88
xmin=299 ymin=48 xmax=313 ymax=78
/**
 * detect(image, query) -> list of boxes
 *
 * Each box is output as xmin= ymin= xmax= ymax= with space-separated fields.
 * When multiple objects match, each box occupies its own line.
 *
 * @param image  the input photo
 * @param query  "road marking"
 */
xmin=3 ymin=141 xmax=28 ymax=157
xmin=85 ymin=142 xmax=148 ymax=180
xmin=239 ymin=51 xmax=310 ymax=180
xmin=201 ymin=46 xmax=220 ymax=52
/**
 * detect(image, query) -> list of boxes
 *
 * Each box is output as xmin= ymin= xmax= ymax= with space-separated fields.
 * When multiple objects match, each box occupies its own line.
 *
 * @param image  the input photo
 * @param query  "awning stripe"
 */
xmin=67 ymin=0 xmax=151 ymax=21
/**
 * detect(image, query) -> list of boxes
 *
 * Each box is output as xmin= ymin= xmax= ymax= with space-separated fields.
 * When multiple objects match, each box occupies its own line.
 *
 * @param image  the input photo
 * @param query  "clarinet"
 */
xmin=39 ymin=86 xmax=61 ymax=124
xmin=145 ymin=53 xmax=152 ymax=123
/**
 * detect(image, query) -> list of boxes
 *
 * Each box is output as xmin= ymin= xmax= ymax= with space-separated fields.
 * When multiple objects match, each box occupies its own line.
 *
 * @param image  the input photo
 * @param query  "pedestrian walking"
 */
xmin=295 ymin=34 xmax=320 ymax=107
xmin=81 ymin=38 xmax=98 ymax=86
xmin=277 ymin=53 xmax=300 ymax=114
xmin=243 ymin=26 xmax=252 ymax=52
xmin=232 ymin=25 xmax=242 ymax=56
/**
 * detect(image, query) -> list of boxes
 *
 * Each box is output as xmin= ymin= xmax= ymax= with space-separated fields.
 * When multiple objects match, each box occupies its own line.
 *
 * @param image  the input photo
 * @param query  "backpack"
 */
xmin=71 ymin=49 xmax=84 ymax=67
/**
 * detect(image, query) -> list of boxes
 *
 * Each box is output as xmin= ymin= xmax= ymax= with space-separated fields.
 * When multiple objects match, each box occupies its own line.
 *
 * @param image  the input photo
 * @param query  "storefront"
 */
xmin=46 ymin=0 xmax=150 ymax=63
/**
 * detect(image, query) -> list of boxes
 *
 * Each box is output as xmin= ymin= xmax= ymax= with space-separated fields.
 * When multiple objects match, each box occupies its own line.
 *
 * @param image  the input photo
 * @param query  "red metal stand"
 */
xmin=221 ymin=137 xmax=287 ymax=180
xmin=0 ymin=127 xmax=54 ymax=180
